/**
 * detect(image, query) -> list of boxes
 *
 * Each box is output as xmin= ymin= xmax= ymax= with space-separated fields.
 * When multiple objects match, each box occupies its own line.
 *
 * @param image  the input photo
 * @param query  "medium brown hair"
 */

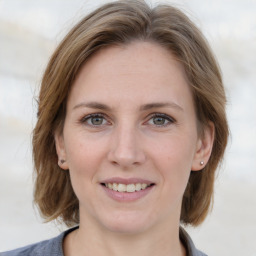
xmin=33 ymin=0 xmax=229 ymax=226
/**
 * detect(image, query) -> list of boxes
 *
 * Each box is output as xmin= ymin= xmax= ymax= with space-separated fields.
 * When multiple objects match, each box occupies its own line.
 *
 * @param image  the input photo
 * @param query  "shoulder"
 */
xmin=0 ymin=235 xmax=63 ymax=256
xmin=0 ymin=227 xmax=78 ymax=256
xmin=180 ymin=227 xmax=208 ymax=256
xmin=0 ymin=238 xmax=59 ymax=256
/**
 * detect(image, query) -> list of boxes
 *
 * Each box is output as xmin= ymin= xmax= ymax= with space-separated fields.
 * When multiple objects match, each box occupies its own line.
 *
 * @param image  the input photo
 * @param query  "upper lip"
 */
xmin=100 ymin=177 xmax=155 ymax=185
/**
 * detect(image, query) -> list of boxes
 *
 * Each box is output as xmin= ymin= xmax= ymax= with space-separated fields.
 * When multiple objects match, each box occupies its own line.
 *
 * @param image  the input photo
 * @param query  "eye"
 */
xmin=81 ymin=113 xmax=109 ymax=126
xmin=147 ymin=113 xmax=175 ymax=127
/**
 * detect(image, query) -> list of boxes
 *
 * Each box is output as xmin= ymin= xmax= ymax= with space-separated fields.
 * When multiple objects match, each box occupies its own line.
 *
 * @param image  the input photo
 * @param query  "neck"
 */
xmin=64 ymin=219 xmax=186 ymax=256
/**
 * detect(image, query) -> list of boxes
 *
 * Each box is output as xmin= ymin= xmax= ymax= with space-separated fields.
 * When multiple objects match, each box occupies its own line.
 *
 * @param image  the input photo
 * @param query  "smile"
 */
xmin=103 ymin=183 xmax=152 ymax=192
xmin=100 ymin=178 xmax=155 ymax=201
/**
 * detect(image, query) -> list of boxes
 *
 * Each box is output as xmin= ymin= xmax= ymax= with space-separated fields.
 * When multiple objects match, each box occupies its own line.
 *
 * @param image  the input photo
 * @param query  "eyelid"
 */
xmin=80 ymin=113 xmax=110 ymax=126
xmin=145 ymin=112 xmax=176 ymax=126
xmin=150 ymin=113 xmax=175 ymax=121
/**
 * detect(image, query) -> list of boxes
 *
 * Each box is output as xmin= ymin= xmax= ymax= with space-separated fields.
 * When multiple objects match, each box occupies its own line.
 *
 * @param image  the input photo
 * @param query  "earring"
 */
xmin=59 ymin=159 xmax=65 ymax=165
xmin=200 ymin=161 xmax=204 ymax=165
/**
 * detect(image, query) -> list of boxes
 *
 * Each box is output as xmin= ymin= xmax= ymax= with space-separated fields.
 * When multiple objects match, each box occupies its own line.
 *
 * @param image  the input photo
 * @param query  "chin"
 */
xmin=100 ymin=211 xmax=152 ymax=234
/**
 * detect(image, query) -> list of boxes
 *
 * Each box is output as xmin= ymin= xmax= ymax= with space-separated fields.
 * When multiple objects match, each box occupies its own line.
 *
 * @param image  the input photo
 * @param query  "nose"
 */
xmin=107 ymin=123 xmax=146 ymax=168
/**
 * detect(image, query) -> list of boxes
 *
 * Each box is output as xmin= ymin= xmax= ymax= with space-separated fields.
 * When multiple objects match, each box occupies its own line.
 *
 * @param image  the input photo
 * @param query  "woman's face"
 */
xmin=56 ymin=41 xmax=210 ymax=234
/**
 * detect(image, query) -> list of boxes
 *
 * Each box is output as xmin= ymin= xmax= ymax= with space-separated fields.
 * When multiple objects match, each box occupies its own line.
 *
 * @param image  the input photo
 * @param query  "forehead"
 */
xmin=76 ymin=41 xmax=188 ymax=85
xmin=68 ymin=41 xmax=193 ymax=111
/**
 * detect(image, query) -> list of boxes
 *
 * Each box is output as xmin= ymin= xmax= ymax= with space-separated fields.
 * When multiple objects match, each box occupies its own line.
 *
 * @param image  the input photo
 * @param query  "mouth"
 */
xmin=101 ymin=182 xmax=155 ymax=193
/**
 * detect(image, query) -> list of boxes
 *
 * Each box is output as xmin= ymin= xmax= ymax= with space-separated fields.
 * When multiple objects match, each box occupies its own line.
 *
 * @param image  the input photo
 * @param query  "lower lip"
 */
xmin=101 ymin=184 xmax=155 ymax=202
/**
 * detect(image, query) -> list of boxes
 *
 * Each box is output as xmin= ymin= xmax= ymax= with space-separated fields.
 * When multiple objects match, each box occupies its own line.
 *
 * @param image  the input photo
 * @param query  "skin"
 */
xmin=55 ymin=41 xmax=214 ymax=256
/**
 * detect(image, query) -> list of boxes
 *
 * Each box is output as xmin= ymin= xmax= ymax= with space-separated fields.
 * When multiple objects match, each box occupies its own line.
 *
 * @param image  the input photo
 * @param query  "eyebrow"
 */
xmin=139 ymin=102 xmax=183 ymax=112
xmin=73 ymin=101 xmax=183 ymax=112
xmin=73 ymin=102 xmax=111 ymax=111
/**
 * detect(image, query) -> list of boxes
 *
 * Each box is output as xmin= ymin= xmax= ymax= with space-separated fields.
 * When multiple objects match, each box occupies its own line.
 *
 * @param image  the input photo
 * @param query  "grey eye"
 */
xmin=147 ymin=113 xmax=174 ymax=127
xmin=90 ymin=116 xmax=105 ymax=125
xmin=82 ymin=114 xmax=108 ymax=126
xmin=152 ymin=116 xmax=167 ymax=125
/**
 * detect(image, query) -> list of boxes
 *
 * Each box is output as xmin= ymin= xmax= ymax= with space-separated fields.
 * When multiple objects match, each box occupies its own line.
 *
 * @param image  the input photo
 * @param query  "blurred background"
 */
xmin=0 ymin=0 xmax=255 ymax=255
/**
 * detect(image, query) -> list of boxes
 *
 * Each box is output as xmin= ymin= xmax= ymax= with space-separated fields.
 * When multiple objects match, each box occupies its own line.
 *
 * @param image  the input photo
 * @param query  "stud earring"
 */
xmin=59 ymin=159 xmax=65 ymax=165
xmin=200 ymin=161 xmax=204 ymax=165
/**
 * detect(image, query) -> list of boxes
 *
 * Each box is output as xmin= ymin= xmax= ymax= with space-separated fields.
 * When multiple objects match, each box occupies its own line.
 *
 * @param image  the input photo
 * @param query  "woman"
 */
xmin=2 ymin=0 xmax=229 ymax=255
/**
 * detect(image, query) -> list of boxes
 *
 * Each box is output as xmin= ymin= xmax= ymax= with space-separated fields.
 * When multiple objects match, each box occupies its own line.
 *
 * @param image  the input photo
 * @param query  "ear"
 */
xmin=191 ymin=121 xmax=215 ymax=171
xmin=54 ymin=131 xmax=69 ymax=170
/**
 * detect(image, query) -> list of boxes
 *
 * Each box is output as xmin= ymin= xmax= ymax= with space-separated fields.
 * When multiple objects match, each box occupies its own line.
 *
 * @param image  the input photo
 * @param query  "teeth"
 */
xmin=135 ymin=183 xmax=141 ymax=191
xmin=112 ymin=183 xmax=118 ymax=191
xmin=141 ymin=183 xmax=147 ymax=189
xmin=117 ymin=183 xmax=126 ymax=192
xmin=127 ymin=184 xmax=135 ymax=193
xmin=105 ymin=183 xmax=150 ymax=192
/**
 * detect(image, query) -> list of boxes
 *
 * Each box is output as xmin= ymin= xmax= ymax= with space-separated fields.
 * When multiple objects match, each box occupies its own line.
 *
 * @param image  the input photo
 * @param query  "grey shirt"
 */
xmin=1 ymin=227 xmax=207 ymax=256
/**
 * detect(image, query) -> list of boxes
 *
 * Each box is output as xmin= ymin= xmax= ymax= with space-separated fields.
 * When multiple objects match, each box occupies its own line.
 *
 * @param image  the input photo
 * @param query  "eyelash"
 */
xmin=80 ymin=113 xmax=109 ymax=126
xmin=146 ymin=113 xmax=175 ymax=127
xmin=80 ymin=112 xmax=175 ymax=127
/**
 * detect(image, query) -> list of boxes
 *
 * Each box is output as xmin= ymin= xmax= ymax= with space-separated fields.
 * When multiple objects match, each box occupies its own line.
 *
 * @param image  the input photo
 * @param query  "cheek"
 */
xmin=151 ymin=132 xmax=197 ymax=168
xmin=151 ymin=134 xmax=196 ymax=193
xmin=63 ymin=134 xmax=103 ymax=190
xmin=64 ymin=142 xmax=101 ymax=212
xmin=65 ymin=131 xmax=101 ymax=168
